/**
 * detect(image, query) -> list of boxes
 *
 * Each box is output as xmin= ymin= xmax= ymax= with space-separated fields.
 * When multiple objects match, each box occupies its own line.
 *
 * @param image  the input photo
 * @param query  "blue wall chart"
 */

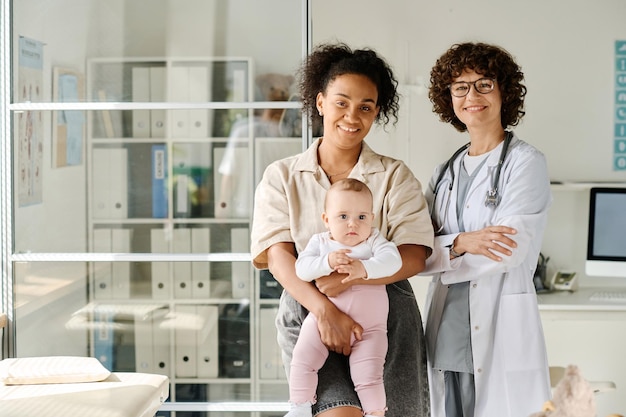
xmin=615 ymin=40 xmax=626 ymax=170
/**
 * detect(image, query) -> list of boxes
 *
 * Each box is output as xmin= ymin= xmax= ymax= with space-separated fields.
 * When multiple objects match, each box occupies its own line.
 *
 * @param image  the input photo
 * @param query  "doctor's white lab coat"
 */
xmin=422 ymin=134 xmax=552 ymax=417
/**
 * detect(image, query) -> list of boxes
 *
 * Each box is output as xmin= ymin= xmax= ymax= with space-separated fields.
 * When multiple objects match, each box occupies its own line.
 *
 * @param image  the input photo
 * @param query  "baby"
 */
xmin=286 ymin=178 xmax=402 ymax=417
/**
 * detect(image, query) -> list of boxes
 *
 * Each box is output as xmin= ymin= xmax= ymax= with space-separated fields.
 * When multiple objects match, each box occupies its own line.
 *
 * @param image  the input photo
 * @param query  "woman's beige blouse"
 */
xmin=251 ymin=138 xmax=434 ymax=269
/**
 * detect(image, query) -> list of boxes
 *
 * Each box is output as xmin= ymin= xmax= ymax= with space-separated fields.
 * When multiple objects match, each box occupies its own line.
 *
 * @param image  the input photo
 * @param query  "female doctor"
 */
xmin=422 ymin=42 xmax=552 ymax=417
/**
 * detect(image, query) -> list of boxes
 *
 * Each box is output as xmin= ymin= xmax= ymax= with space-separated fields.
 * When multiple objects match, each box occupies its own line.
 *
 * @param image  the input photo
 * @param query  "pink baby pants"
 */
xmin=288 ymin=285 xmax=389 ymax=415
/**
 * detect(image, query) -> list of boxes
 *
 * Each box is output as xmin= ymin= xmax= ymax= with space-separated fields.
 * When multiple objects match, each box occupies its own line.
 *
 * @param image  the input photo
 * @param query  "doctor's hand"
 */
xmin=454 ymin=225 xmax=517 ymax=262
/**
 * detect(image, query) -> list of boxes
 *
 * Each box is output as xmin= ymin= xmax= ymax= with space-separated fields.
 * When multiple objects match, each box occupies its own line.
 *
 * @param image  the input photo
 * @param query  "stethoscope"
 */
xmin=431 ymin=131 xmax=512 ymax=234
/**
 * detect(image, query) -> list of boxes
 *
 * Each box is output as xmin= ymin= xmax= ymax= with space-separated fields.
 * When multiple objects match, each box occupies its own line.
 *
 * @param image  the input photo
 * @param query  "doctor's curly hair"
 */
xmin=298 ymin=42 xmax=400 ymax=129
xmin=429 ymin=42 xmax=526 ymax=133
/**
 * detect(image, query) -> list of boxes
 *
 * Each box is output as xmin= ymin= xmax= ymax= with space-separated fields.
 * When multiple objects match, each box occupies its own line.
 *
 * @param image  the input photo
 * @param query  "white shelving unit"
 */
xmin=85 ymin=56 xmax=304 ymax=416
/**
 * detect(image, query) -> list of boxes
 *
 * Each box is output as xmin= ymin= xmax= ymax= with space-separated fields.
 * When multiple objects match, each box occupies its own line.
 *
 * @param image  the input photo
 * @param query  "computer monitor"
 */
xmin=586 ymin=187 xmax=626 ymax=277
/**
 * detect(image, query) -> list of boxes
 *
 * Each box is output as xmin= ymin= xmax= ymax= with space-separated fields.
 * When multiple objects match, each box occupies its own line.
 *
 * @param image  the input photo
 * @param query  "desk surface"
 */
xmin=537 ymin=287 xmax=626 ymax=311
xmin=0 ymin=372 xmax=169 ymax=417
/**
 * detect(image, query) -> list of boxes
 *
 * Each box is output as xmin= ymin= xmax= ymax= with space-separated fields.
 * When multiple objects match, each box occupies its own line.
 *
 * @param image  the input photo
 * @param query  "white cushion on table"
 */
xmin=0 ymin=356 xmax=110 ymax=385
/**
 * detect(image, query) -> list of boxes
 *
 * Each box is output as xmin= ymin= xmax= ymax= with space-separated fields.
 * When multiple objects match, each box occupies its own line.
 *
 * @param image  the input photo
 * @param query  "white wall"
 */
xmin=12 ymin=0 xmax=93 ymax=254
xmin=312 ymin=0 xmax=626 ymax=289
xmin=313 ymin=0 xmax=626 ymax=183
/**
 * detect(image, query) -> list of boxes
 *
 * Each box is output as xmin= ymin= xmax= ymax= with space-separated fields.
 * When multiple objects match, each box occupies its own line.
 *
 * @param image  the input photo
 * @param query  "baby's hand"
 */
xmin=337 ymin=260 xmax=367 ymax=283
xmin=328 ymin=249 xmax=353 ymax=269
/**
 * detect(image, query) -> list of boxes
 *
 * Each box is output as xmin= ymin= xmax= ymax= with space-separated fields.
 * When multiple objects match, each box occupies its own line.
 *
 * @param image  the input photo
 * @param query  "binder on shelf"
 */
xmin=232 ymin=68 xmax=247 ymax=102
xmin=191 ymin=228 xmax=211 ymax=298
xmin=134 ymin=310 xmax=155 ymax=373
xmin=219 ymin=303 xmax=250 ymax=378
xmin=94 ymin=309 xmax=114 ymax=371
xmin=131 ymin=66 xmax=151 ymax=138
xmin=149 ymin=66 xmax=166 ymax=138
xmin=196 ymin=305 xmax=219 ymax=378
xmin=174 ymin=304 xmax=197 ymax=378
xmin=172 ymin=144 xmax=213 ymax=218
xmin=213 ymin=146 xmax=250 ymax=219
xmin=169 ymin=66 xmax=189 ymax=137
xmin=230 ymin=227 xmax=250 ymax=298
xmin=152 ymin=308 xmax=171 ymax=376
xmin=97 ymin=89 xmax=116 ymax=138
xmin=188 ymin=66 xmax=209 ymax=138
xmin=93 ymin=228 xmax=112 ymax=299
xmin=174 ymin=174 xmax=190 ymax=217
xmin=151 ymin=144 xmax=168 ymax=218
xmin=259 ymin=307 xmax=283 ymax=379
xmin=254 ymin=137 xmax=302 ymax=187
xmin=150 ymin=228 xmax=171 ymax=299
xmin=92 ymin=148 xmax=128 ymax=219
xmin=111 ymin=228 xmax=131 ymax=299
xmin=173 ymin=228 xmax=192 ymax=299
xmin=260 ymin=269 xmax=284 ymax=299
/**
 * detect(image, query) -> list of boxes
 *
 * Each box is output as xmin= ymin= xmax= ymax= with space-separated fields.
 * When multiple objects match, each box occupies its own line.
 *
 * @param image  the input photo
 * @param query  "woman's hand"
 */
xmin=316 ymin=303 xmax=363 ymax=355
xmin=454 ymin=225 xmax=517 ymax=261
xmin=315 ymin=270 xmax=354 ymax=297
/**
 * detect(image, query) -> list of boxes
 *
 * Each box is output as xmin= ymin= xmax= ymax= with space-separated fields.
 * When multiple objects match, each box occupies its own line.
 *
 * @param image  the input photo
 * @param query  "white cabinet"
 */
xmin=539 ymin=289 xmax=626 ymax=416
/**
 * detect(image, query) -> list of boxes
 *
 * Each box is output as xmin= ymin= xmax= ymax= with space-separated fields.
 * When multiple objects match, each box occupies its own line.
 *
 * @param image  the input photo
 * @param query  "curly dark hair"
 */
xmin=298 ymin=42 xmax=400 ymax=128
xmin=428 ymin=42 xmax=527 ymax=132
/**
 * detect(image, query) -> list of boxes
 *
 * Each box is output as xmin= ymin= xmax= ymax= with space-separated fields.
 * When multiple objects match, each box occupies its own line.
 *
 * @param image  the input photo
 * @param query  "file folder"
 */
xmin=219 ymin=303 xmax=250 ymax=378
xmin=259 ymin=307 xmax=282 ymax=379
xmin=152 ymin=309 xmax=171 ymax=376
xmin=230 ymin=227 xmax=250 ymax=298
xmin=188 ymin=66 xmax=209 ymax=138
xmin=94 ymin=309 xmax=114 ymax=371
xmin=149 ymin=66 xmax=166 ymax=138
xmin=150 ymin=228 xmax=171 ymax=299
xmin=131 ymin=66 xmax=151 ymax=138
xmin=254 ymin=137 xmax=302 ymax=187
xmin=214 ymin=145 xmax=250 ymax=219
xmin=151 ymin=144 xmax=168 ymax=218
xmin=174 ymin=305 xmax=197 ymax=378
xmin=93 ymin=228 xmax=112 ymax=299
xmin=111 ymin=228 xmax=132 ymax=299
xmin=169 ymin=66 xmax=189 ymax=138
xmin=174 ymin=174 xmax=190 ymax=217
xmin=92 ymin=148 xmax=128 ymax=219
xmin=134 ymin=310 xmax=155 ymax=373
xmin=196 ymin=305 xmax=219 ymax=378
xmin=173 ymin=228 xmax=192 ymax=299
xmin=191 ymin=228 xmax=211 ymax=298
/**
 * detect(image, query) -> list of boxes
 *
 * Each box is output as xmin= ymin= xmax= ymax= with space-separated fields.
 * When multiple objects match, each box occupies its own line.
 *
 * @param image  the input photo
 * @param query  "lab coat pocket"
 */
xmin=499 ymin=293 xmax=544 ymax=371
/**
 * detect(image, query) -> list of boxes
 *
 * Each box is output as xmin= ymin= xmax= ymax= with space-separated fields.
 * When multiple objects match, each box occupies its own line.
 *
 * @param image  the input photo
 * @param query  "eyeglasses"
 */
xmin=449 ymin=77 xmax=495 ymax=97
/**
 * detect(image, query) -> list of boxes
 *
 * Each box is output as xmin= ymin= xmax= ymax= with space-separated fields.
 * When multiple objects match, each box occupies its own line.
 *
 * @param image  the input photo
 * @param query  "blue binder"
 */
xmin=152 ymin=144 xmax=168 ymax=218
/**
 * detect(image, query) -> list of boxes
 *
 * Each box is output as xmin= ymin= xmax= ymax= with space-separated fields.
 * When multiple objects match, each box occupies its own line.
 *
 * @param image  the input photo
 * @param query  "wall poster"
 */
xmin=52 ymin=67 xmax=85 ymax=168
xmin=615 ymin=40 xmax=626 ymax=171
xmin=17 ymin=36 xmax=44 ymax=206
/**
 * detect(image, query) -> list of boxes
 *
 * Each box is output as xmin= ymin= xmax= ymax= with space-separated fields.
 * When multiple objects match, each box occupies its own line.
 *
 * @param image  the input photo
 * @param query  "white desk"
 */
xmin=0 ymin=372 xmax=169 ymax=417
xmin=538 ymin=287 xmax=626 ymax=312
xmin=538 ymin=287 xmax=626 ymax=416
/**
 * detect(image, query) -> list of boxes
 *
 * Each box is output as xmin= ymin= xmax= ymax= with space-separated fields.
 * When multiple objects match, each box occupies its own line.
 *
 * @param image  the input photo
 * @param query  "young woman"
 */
xmin=423 ymin=42 xmax=552 ymax=417
xmin=251 ymin=43 xmax=433 ymax=417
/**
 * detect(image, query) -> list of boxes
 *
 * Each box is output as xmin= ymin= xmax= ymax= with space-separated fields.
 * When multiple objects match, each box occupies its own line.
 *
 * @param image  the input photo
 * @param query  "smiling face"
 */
xmin=316 ymin=73 xmax=380 ymax=149
xmin=322 ymin=187 xmax=374 ymax=247
xmin=452 ymin=69 xmax=502 ymax=132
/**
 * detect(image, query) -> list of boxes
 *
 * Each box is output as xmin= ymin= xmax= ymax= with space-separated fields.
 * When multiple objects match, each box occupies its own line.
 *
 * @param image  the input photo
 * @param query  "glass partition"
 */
xmin=5 ymin=0 xmax=309 ymax=413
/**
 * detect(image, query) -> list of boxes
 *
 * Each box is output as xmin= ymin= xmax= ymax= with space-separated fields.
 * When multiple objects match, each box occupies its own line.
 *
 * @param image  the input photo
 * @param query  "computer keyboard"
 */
xmin=589 ymin=291 xmax=626 ymax=303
